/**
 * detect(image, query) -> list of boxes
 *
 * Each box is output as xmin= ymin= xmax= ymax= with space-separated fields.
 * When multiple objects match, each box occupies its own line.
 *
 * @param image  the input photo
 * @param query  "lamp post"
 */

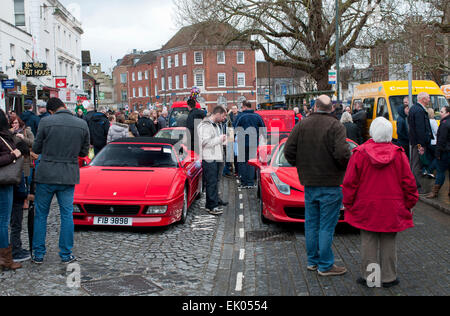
xmin=335 ymin=0 xmax=340 ymax=102
xmin=5 ymin=57 xmax=16 ymax=71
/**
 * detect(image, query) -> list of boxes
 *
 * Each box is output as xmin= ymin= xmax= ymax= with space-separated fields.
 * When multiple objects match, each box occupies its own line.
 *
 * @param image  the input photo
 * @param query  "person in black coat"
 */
xmin=186 ymin=98 xmax=206 ymax=153
xmin=352 ymin=101 xmax=367 ymax=142
xmin=396 ymin=104 xmax=410 ymax=159
xmin=408 ymin=92 xmax=433 ymax=194
xmin=87 ymin=110 xmax=110 ymax=155
xmin=427 ymin=106 xmax=450 ymax=198
xmin=136 ymin=109 xmax=157 ymax=137
xmin=340 ymin=112 xmax=362 ymax=145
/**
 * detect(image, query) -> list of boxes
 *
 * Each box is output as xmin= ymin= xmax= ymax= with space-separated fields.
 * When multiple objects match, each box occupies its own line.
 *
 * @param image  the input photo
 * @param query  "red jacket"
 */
xmin=343 ymin=139 xmax=418 ymax=232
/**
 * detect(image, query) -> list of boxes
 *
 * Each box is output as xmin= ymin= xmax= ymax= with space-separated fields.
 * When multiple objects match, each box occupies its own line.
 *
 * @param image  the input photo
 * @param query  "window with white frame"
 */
xmin=237 ymin=51 xmax=245 ymax=64
xmin=120 ymin=73 xmax=127 ymax=83
xmin=161 ymin=57 xmax=165 ymax=70
xmin=175 ymin=76 xmax=180 ymax=90
xmin=182 ymin=53 xmax=187 ymax=66
xmin=218 ymin=73 xmax=226 ymax=87
xmin=145 ymin=87 xmax=149 ymax=97
xmin=154 ymin=68 xmax=158 ymax=79
xmin=195 ymin=73 xmax=204 ymax=87
xmin=145 ymin=71 xmax=148 ymax=80
xmin=168 ymin=76 xmax=172 ymax=90
xmin=217 ymin=51 xmax=225 ymax=64
xmin=168 ymin=56 xmax=172 ymax=69
xmin=161 ymin=77 xmax=165 ymax=90
xmin=237 ymin=73 xmax=246 ymax=87
xmin=132 ymin=72 xmax=135 ymax=81
xmin=138 ymin=72 xmax=142 ymax=81
xmin=14 ymin=0 xmax=25 ymax=26
xmin=138 ymin=87 xmax=143 ymax=97
xmin=194 ymin=51 xmax=203 ymax=64
xmin=183 ymin=74 xmax=187 ymax=89
xmin=174 ymin=55 xmax=179 ymax=67
xmin=133 ymin=88 xmax=136 ymax=98
xmin=155 ymin=85 xmax=158 ymax=96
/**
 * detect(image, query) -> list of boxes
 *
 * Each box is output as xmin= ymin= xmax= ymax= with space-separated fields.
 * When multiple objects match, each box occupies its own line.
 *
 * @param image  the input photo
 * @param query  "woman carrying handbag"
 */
xmin=0 ymin=109 xmax=24 ymax=270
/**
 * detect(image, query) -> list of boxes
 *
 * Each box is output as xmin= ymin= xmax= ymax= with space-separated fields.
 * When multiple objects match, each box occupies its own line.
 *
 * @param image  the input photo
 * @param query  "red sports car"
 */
xmin=72 ymin=137 xmax=202 ymax=227
xmin=249 ymin=138 xmax=358 ymax=224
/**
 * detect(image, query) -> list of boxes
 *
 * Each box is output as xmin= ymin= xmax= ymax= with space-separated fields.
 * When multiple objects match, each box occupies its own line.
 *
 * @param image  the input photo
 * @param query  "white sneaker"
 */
xmin=207 ymin=207 xmax=223 ymax=215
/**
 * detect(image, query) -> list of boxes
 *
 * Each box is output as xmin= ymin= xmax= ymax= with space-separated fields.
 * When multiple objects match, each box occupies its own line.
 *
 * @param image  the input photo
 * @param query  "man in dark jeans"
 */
xmin=234 ymin=101 xmax=265 ymax=188
xmin=197 ymin=106 xmax=228 ymax=215
xmin=408 ymin=92 xmax=433 ymax=194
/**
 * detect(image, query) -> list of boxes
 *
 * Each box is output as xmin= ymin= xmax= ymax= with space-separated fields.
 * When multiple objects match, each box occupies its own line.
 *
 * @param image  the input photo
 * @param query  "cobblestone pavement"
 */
xmin=0 ymin=177 xmax=449 ymax=296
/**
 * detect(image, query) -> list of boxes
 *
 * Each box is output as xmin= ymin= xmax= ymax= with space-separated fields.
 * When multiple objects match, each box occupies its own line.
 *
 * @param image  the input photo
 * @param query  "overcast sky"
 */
xmin=58 ymin=0 xmax=179 ymax=74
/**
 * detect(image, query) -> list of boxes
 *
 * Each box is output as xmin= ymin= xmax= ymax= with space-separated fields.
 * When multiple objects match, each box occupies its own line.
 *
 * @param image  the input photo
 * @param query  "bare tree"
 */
xmin=175 ymin=0 xmax=401 ymax=90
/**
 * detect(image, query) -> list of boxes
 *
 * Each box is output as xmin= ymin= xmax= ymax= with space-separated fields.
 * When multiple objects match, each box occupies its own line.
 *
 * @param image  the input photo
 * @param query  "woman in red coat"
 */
xmin=343 ymin=117 xmax=418 ymax=288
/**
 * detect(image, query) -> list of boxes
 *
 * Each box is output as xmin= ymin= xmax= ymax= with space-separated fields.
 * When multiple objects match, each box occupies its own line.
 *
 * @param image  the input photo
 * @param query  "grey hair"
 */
xmin=143 ymin=109 xmax=151 ymax=117
xmin=417 ymin=92 xmax=430 ymax=102
xmin=370 ymin=117 xmax=393 ymax=143
xmin=340 ymin=112 xmax=353 ymax=124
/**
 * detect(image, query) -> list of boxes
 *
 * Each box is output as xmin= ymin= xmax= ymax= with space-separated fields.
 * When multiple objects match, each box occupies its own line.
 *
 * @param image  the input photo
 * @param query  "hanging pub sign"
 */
xmin=16 ymin=62 xmax=52 ymax=77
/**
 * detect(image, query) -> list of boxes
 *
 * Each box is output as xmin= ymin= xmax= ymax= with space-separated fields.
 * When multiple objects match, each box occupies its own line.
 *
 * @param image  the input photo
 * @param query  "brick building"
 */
xmin=113 ymin=22 xmax=257 ymax=112
xmin=112 ymin=50 xmax=145 ymax=109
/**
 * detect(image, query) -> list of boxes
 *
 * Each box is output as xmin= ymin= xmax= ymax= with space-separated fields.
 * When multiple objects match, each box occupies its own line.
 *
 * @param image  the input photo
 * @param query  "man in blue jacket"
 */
xmin=408 ymin=92 xmax=433 ymax=194
xmin=20 ymin=100 xmax=40 ymax=136
xmin=234 ymin=101 xmax=266 ymax=188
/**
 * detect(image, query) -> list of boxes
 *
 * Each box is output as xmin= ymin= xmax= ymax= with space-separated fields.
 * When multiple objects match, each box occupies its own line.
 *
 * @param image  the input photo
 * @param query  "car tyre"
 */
xmin=179 ymin=186 xmax=188 ymax=225
xmin=259 ymin=183 xmax=270 ymax=224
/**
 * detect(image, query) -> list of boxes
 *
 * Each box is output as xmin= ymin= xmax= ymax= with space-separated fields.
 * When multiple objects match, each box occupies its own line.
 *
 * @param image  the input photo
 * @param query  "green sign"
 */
xmin=99 ymin=92 xmax=105 ymax=100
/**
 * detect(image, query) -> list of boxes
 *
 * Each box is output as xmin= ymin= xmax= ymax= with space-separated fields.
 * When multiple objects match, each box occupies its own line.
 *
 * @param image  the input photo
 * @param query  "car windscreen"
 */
xmin=169 ymin=108 xmax=189 ymax=127
xmin=273 ymin=140 xmax=356 ymax=167
xmin=155 ymin=129 xmax=186 ymax=141
xmin=272 ymin=143 xmax=293 ymax=168
xmin=90 ymin=144 xmax=178 ymax=168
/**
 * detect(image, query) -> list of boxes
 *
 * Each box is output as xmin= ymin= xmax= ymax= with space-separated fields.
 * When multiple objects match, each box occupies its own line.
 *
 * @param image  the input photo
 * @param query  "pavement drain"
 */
xmin=246 ymin=231 xmax=296 ymax=242
xmin=81 ymin=275 xmax=163 ymax=296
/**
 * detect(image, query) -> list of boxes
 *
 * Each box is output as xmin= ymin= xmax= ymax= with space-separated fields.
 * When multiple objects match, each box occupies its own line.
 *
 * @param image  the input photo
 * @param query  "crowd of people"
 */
xmin=0 ymin=91 xmax=449 ymax=291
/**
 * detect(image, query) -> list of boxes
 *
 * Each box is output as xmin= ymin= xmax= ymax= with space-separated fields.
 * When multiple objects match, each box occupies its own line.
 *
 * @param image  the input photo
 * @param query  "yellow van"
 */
xmin=351 ymin=80 xmax=449 ymax=140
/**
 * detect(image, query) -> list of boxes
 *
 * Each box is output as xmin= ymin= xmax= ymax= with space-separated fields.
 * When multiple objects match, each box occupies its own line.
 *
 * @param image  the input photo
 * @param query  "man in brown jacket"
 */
xmin=285 ymin=95 xmax=351 ymax=276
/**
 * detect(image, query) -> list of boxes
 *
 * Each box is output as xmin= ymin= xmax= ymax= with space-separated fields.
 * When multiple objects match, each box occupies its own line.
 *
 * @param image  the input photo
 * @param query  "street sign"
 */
xmin=328 ymin=71 xmax=337 ymax=85
xmin=1 ymin=80 xmax=15 ymax=89
xmin=16 ymin=62 xmax=51 ymax=77
xmin=99 ymin=92 xmax=105 ymax=100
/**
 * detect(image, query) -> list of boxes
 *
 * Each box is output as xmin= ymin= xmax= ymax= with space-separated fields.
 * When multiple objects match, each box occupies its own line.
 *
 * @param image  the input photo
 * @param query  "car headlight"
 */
xmin=145 ymin=206 xmax=168 ymax=215
xmin=73 ymin=205 xmax=82 ymax=213
xmin=271 ymin=172 xmax=291 ymax=195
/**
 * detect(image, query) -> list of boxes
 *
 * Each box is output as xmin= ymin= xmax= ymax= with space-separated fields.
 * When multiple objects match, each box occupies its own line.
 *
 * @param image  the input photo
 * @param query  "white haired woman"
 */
xmin=340 ymin=112 xmax=362 ymax=144
xmin=343 ymin=117 xmax=419 ymax=288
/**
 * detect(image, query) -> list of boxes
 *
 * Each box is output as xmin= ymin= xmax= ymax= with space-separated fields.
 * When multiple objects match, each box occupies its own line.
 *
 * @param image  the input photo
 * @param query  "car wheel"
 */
xmin=259 ymin=183 xmax=270 ymax=224
xmin=179 ymin=186 xmax=188 ymax=224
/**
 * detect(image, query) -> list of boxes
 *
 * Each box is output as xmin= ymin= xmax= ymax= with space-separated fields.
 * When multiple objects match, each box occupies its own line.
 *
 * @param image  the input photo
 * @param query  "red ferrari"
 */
xmin=73 ymin=137 xmax=202 ymax=227
xmin=249 ymin=138 xmax=358 ymax=224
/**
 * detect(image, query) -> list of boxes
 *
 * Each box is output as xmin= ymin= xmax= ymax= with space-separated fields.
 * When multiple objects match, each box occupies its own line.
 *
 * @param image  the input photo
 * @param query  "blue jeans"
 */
xmin=436 ymin=152 xmax=450 ymax=186
xmin=304 ymin=186 xmax=342 ymax=272
xmin=33 ymin=184 xmax=75 ymax=260
xmin=0 ymin=185 xmax=13 ymax=248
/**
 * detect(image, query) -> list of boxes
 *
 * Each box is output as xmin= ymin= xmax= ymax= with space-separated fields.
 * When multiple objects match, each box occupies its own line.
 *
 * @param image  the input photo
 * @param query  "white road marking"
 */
xmin=239 ymin=215 xmax=244 ymax=222
xmin=235 ymin=272 xmax=244 ymax=291
xmin=239 ymin=228 xmax=245 ymax=239
xmin=239 ymin=249 xmax=245 ymax=260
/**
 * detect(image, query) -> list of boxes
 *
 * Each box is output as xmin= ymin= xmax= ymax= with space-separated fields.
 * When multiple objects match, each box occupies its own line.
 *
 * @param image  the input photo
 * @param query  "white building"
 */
xmin=0 ymin=0 xmax=83 ymax=112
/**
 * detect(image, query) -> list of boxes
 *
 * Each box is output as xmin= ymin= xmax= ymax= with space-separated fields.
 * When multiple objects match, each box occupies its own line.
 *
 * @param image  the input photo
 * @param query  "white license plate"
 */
xmin=93 ymin=217 xmax=133 ymax=226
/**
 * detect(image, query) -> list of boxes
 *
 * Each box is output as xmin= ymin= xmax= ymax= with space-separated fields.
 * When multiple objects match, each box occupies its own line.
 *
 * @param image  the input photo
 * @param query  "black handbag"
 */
xmin=0 ymin=136 xmax=24 ymax=185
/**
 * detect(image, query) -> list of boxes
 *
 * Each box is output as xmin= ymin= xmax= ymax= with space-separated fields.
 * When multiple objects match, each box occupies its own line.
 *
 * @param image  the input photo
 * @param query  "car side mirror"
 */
xmin=248 ymin=158 xmax=265 ymax=168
